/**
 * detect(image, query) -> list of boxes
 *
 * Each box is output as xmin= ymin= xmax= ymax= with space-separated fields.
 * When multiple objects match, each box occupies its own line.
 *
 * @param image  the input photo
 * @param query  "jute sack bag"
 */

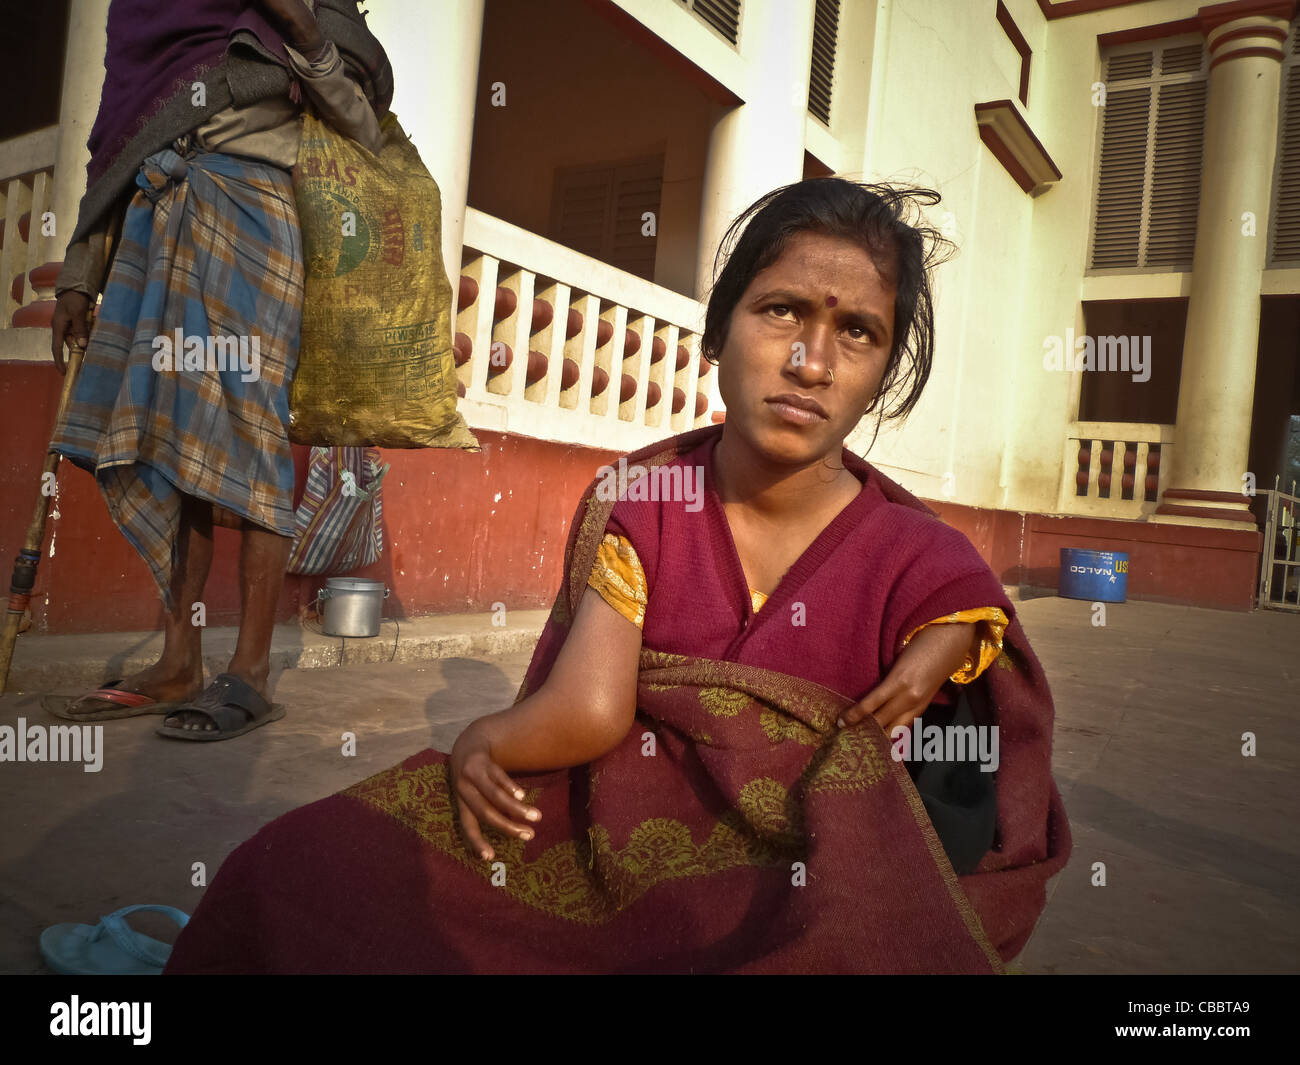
xmin=290 ymin=110 xmax=478 ymax=450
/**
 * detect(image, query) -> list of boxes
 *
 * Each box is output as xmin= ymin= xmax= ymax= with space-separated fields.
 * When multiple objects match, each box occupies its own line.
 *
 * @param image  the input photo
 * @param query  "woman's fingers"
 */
xmin=871 ymin=687 xmax=913 ymax=733
xmin=878 ymin=700 xmax=925 ymax=738
xmin=449 ymin=732 xmax=534 ymax=859
xmin=487 ymin=762 xmax=541 ymax=824
xmin=839 ymin=678 xmax=932 ymax=735
xmin=838 ymin=686 xmax=887 ymax=729
xmin=455 ymin=789 xmax=492 ymax=861
xmin=459 ymin=764 xmax=535 ymax=841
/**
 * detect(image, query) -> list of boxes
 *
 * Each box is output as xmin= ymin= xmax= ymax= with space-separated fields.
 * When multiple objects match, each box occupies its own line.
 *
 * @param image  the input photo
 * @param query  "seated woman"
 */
xmin=166 ymin=178 xmax=1071 ymax=974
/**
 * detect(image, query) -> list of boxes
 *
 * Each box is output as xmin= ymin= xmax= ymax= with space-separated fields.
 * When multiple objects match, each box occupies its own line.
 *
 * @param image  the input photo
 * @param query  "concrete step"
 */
xmin=6 ymin=585 xmax=1029 ymax=696
xmin=3 ymin=608 xmax=552 ymax=695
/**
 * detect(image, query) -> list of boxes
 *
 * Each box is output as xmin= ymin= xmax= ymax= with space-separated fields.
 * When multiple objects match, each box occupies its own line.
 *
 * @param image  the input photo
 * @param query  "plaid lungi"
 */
xmin=52 ymin=146 xmax=304 ymax=607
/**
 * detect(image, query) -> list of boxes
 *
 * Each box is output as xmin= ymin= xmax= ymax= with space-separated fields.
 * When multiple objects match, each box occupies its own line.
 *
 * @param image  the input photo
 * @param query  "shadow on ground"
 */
xmin=0 ymin=651 xmax=526 ymax=973
xmin=2 ymin=597 xmax=1297 ymax=973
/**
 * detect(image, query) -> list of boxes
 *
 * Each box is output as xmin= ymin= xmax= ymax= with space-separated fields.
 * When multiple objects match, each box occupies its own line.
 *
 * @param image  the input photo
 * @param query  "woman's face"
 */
xmin=715 ymin=230 xmax=897 ymax=470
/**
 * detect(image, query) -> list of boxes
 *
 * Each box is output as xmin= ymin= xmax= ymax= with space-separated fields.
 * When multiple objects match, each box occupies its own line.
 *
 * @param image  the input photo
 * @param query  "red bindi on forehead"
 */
xmin=824 ymin=295 xmax=838 ymax=307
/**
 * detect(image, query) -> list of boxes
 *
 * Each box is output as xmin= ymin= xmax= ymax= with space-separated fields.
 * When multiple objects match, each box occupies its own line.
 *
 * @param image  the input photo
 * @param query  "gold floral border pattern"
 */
xmin=637 ymin=650 xmax=1003 ymax=969
xmin=641 ymin=649 xmax=844 ymax=734
xmin=345 ymin=760 xmax=800 ymax=925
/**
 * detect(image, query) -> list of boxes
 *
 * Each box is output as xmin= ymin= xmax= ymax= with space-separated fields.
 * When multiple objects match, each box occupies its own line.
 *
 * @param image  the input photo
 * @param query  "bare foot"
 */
xmin=68 ymin=660 xmax=204 ymax=716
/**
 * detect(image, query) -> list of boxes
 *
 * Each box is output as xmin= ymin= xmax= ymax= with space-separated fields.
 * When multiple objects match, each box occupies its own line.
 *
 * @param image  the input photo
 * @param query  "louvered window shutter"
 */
xmin=551 ymin=157 xmax=664 ymax=282
xmin=1091 ymin=40 xmax=1207 ymax=270
xmin=808 ymin=0 xmax=839 ymax=124
xmin=553 ymin=166 xmax=614 ymax=261
xmin=676 ymin=0 xmax=741 ymax=45
xmin=1092 ymin=76 xmax=1150 ymax=268
xmin=610 ymin=160 xmax=663 ymax=281
xmin=1270 ymin=21 xmax=1300 ymax=265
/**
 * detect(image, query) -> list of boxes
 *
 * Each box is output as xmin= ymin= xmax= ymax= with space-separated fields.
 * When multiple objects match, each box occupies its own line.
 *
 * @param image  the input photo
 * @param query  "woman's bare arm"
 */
xmin=473 ymin=587 xmax=642 ymax=771
xmin=449 ymin=587 xmax=642 ymax=860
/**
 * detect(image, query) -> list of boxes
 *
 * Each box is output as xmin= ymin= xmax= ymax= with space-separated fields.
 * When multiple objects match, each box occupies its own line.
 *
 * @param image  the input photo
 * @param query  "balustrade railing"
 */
xmin=1061 ymin=421 xmax=1175 ymax=519
xmin=455 ymin=208 xmax=717 ymax=451
xmin=0 ymin=126 xmax=58 ymax=328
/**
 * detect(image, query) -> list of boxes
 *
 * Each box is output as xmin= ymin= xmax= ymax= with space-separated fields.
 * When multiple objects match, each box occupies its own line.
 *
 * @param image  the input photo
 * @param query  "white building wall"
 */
xmin=9 ymin=0 xmax=1289 ymax=522
xmin=841 ymin=0 xmax=1216 ymax=516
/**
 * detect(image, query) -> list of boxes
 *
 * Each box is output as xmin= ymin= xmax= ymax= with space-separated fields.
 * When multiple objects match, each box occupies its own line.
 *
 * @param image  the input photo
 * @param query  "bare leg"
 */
xmin=165 ymin=519 xmax=290 ymax=731
xmin=72 ymin=493 xmax=211 ymax=712
xmin=226 ymin=521 xmax=292 ymax=698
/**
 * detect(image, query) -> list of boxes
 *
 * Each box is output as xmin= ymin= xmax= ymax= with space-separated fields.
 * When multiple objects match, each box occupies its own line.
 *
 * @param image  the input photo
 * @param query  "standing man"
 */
xmin=47 ymin=0 xmax=389 ymax=738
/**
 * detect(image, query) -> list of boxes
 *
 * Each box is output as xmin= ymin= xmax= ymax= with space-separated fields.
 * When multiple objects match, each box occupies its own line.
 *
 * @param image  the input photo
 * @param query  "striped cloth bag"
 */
xmin=287 ymin=447 xmax=389 ymax=575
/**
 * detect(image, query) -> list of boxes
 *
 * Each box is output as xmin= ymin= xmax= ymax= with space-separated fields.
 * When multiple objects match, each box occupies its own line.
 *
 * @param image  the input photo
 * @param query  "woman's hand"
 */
xmin=838 ymin=621 xmax=978 ymax=736
xmin=50 ymin=290 xmax=92 ymax=374
xmin=444 ymin=587 xmax=640 ymax=861
xmin=449 ymin=719 xmax=542 ymax=862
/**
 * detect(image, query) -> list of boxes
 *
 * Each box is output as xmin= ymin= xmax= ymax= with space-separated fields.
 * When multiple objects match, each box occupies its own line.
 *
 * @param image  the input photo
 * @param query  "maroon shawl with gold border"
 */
xmin=166 ymin=426 xmax=1070 ymax=973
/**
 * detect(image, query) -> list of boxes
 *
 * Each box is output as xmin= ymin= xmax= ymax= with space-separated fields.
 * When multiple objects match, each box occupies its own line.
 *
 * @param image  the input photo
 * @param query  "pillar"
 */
xmin=1154 ymin=0 xmax=1296 ymax=527
xmin=363 ymin=0 xmax=485 ymax=309
xmin=13 ymin=0 xmax=110 ymax=327
xmin=694 ymin=0 xmax=818 ymax=300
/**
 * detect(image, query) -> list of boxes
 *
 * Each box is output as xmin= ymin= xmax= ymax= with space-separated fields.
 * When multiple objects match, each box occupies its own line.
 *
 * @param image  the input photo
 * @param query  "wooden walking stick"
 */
xmin=0 ymin=342 xmax=85 ymax=694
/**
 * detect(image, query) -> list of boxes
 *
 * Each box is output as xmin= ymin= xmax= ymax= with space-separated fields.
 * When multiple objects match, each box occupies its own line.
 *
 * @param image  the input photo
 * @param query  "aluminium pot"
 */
xmin=317 ymin=577 xmax=390 ymax=637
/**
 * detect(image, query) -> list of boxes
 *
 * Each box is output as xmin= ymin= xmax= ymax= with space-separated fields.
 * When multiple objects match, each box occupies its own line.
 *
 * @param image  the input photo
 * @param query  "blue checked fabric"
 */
xmin=52 ymin=145 xmax=304 ymax=607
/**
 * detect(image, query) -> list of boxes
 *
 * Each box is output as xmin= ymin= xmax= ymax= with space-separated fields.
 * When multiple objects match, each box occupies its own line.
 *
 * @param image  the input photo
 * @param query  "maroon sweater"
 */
xmin=607 ymin=431 xmax=1012 ymax=706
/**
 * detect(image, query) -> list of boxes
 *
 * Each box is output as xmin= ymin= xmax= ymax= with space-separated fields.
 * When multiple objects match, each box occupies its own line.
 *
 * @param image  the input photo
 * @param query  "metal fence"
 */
xmin=1258 ymin=486 xmax=1300 ymax=611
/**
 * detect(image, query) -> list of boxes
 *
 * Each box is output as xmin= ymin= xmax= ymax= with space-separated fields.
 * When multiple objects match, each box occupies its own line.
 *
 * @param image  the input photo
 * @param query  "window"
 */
xmin=808 ymin=0 xmax=840 ymax=124
xmin=1269 ymin=21 xmax=1300 ymax=266
xmin=675 ymin=0 xmax=741 ymax=46
xmin=1078 ymin=299 xmax=1187 ymax=425
xmin=549 ymin=155 xmax=664 ymax=282
xmin=1090 ymin=38 xmax=1207 ymax=271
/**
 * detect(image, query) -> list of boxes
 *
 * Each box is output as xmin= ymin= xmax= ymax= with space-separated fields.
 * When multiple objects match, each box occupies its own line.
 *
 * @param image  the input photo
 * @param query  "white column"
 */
xmin=11 ymin=0 xmax=112 ymax=327
xmin=1155 ymin=9 xmax=1291 ymax=528
xmin=48 ymin=0 xmax=110 ymax=264
xmin=364 ymin=0 xmax=485 ymax=299
xmin=694 ymin=0 xmax=817 ymax=299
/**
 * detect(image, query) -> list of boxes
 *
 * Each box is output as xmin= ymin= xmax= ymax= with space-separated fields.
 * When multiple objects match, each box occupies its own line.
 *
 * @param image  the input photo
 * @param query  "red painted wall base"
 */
xmin=2 ymin=362 xmax=620 ymax=635
xmin=930 ymin=501 xmax=1263 ymax=612
xmin=1 ymin=360 xmax=1265 ymax=635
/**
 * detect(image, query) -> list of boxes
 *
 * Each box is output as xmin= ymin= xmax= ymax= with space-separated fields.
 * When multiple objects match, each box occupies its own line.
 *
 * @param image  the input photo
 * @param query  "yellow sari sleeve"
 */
xmin=901 ymin=607 xmax=1009 ymax=684
xmin=587 ymin=533 xmax=648 ymax=629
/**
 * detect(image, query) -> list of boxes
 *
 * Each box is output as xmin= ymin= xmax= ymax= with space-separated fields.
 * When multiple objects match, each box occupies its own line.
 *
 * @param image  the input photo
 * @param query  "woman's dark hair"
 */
xmin=701 ymin=177 xmax=956 ymax=450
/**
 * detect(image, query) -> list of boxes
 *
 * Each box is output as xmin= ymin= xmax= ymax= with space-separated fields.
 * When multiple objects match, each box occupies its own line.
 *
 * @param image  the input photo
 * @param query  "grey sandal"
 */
xmin=156 ymin=673 xmax=285 ymax=742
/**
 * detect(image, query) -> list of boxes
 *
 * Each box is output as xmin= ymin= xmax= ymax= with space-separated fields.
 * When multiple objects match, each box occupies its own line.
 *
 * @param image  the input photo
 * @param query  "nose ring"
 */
xmin=828 ymin=367 xmax=835 ymax=384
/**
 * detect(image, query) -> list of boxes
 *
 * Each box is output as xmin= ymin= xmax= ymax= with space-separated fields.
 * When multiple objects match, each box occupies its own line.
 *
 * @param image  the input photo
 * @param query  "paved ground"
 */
xmin=1 ymin=596 xmax=1296 ymax=974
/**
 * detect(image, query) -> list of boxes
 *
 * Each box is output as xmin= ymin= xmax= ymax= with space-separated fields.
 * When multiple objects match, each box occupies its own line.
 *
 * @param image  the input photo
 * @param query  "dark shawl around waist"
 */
xmin=69 ymin=0 xmax=393 ymax=249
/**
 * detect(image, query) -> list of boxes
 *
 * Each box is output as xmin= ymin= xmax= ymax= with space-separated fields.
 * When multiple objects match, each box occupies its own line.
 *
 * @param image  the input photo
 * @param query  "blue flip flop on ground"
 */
xmin=39 ymin=905 xmax=190 ymax=975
